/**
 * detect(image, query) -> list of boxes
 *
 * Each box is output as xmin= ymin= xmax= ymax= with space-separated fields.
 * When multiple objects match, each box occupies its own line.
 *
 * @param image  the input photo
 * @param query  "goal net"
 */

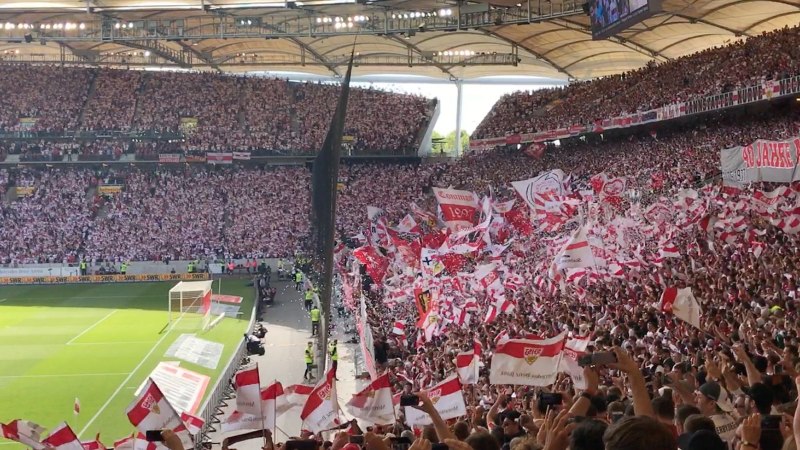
xmin=168 ymin=280 xmax=213 ymax=330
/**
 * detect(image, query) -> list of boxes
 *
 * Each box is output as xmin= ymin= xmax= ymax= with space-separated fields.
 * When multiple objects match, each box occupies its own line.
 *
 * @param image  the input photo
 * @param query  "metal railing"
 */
xmin=194 ymin=290 xmax=258 ymax=445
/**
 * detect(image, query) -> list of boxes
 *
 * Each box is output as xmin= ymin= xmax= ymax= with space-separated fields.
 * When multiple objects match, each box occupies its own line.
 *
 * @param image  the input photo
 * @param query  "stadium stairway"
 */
xmin=130 ymin=72 xmax=151 ymax=126
xmin=76 ymin=70 xmax=99 ymax=127
xmin=5 ymin=185 xmax=17 ymax=204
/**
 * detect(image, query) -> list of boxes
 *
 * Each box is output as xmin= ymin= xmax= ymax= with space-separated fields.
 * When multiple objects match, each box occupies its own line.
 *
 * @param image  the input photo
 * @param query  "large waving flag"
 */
xmin=125 ymin=379 xmax=192 ymax=449
xmin=345 ymin=373 xmax=394 ymax=424
xmin=558 ymin=336 xmax=591 ymax=389
xmin=404 ymin=374 xmax=466 ymax=426
xmin=284 ymin=384 xmax=314 ymax=409
xmin=1 ymin=420 xmax=46 ymax=449
xmin=42 ymin=423 xmax=83 ymax=450
xmin=555 ymin=224 xmax=596 ymax=270
xmin=179 ymin=413 xmax=205 ymax=436
xmin=660 ymin=287 xmax=702 ymax=329
xmin=221 ymin=381 xmax=287 ymax=433
xmin=233 ymin=365 xmax=263 ymax=416
xmin=81 ymin=434 xmax=106 ymax=450
xmin=432 ymin=187 xmax=479 ymax=231
xmin=300 ymin=368 xmax=339 ymax=433
xmin=455 ymin=339 xmax=482 ymax=385
xmin=490 ymin=333 xmax=566 ymax=386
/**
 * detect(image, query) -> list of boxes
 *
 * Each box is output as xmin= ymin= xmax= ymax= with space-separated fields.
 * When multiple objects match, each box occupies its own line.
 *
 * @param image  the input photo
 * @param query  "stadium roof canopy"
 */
xmin=0 ymin=0 xmax=797 ymax=80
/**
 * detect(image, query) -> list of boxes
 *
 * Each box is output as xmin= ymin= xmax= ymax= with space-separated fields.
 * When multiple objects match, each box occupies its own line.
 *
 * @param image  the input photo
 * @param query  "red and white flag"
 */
xmin=179 ymin=413 xmax=205 ymax=436
xmin=404 ymin=375 xmax=467 ymax=426
xmin=490 ymin=333 xmax=567 ymax=386
xmin=660 ymin=287 xmax=702 ymax=329
xmin=42 ymin=423 xmax=82 ymax=450
xmin=300 ymin=368 xmax=339 ymax=433
xmin=432 ymin=187 xmax=479 ymax=231
xmin=81 ymin=434 xmax=106 ymax=450
xmin=284 ymin=384 xmax=314 ymax=409
xmin=455 ymin=340 xmax=482 ymax=385
xmin=658 ymin=242 xmax=680 ymax=258
xmin=125 ymin=379 xmax=192 ymax=449
xmin=392 ymin=321 xmax=406 ymax=336
xmin=1 ymin=420 xmax=46 ymax=450
xmin=113 ymin=435 xmax=162 ymax=450
xmin=345 ymin=373 xmax=394 ymax=424
xmin=233 ymin=366 xmax=263 ymax=416
xmin=222 ymin=381 xmax=287 ymax=433
xmin=73 ymin=398 xmax=80 ymax=416
xmin=558 ymin=337 xmax=591 ymax=390
xmin=555 ymin=225 xmax=596 ymax=270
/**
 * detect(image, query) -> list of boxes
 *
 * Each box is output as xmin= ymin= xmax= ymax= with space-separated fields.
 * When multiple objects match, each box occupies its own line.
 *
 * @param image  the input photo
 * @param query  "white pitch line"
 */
xmin=0 ymin=372 xmax=129 ymax=378
xmin=0 ymin=298 xmax=6 ymax=303
xmin=68 ymin=341 xmax=152 ymax=346
xmin=78 ymin=319 xmax=180 ymax=438
xmin=66 ymin=310 xmax=117 ymax=345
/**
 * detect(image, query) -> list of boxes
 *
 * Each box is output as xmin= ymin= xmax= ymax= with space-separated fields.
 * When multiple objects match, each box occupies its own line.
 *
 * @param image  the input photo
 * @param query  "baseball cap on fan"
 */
xmin=698 ymin=381 xmax=734 ymax=412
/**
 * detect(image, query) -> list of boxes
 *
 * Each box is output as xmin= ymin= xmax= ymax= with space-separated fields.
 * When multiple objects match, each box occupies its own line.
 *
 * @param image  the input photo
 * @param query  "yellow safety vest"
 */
xmin=310 ymin=308 xmax=321 ymax=322
xmin=305 ymin=291 xmax=314 ymax=301
xmin=329 ymin=344 xmax=338 ymax=361
xmin=304 ymin=348 xmax=313 ymax=363
xmin=295 ymin=273 xmax=302 ymax=282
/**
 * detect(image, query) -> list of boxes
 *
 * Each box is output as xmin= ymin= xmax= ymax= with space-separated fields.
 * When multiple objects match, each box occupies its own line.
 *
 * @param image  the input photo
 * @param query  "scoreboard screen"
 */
xmin=590 ymin=0 xmax=661 ymax=40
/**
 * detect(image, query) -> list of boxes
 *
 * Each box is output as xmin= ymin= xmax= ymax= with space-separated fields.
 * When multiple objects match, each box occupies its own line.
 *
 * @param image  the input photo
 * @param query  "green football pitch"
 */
xmin=0 ymin=281 xmax=254 ymax=446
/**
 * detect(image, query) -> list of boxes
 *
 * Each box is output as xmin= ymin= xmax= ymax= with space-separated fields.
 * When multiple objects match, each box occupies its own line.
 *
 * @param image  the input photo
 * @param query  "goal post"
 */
xmin=168 ymin=280 xmax=213 ymax=330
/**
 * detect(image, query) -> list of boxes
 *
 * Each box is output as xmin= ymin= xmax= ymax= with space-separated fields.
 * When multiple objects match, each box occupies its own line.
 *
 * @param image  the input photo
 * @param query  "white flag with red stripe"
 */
xmin=1 ymin=420 xmax=46 ymax=450
xmin=81 ymin=434 xmax=106 ymax=450
xmin=490 ymin=333 xmax=567 ymax=386
xmin=179 ymin=413 xmax=205 ymax=436
xmin=126 ymin=379 xmax=183 ymax=431
xmin=221 ymin=381 xmax=287 ymax=433
xmin=1 ymin=419 xmax=46 ymax=450
xmin=555 ymin=225 xmax=596 ymax=270
xmin=432 ymin=187 xmax=479 ymax=231
xmin=660 ymin=287 xmax=702 ymax=329
xmin=455 ymin=340 xmax=482 ymax=385
xmin=658 ymin=242 xmax=680 ymax=258
xmin=42 ymin=423 xmax=82 ymax=450
xmin=558 ymin=337 xmax=591 ymax=389
xmin=391 ymin=321 xmax=406 ymax=336
xmin=284 ymin=384 xmax=314 ymax=409
xmin=345 ymin=373 xmax=394 ymax=424
xmin=404 ymin=375 xmax=467 ymax=426
xmin=300 ymin=368 xmax=339 ymax=433
xmin=125 ymin=379 xmax=193 ymax=449
xmin=233 ymin=366 xmax=263 ymax=416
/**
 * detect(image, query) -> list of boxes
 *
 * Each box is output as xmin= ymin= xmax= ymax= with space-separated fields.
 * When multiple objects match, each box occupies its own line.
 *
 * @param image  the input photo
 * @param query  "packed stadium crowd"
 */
xmin=472 ymin=25 xmax=800 ymax=139
xmin=324 ymin=108 xmax=800 ymax=450
xmin=0 ymin=67 xmax=432 ymax=155
xmin=3 ymin=24 xmax=800 ymax=450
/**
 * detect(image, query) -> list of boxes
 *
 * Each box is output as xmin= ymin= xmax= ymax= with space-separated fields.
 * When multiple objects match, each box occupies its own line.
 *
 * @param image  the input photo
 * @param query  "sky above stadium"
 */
xmin=254 ymin=71 xmax=563 ymax=135
xmin=357 ymin=81 xmax=562 ymax=135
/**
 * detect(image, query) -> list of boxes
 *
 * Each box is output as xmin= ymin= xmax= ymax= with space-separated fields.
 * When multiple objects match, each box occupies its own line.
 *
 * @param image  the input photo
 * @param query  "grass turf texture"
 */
xmin=0 ymin=281 xmax=254 ymax=446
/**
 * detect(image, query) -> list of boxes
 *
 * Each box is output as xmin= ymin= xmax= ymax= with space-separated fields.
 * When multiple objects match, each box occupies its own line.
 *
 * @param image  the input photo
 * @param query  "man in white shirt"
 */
xmin=694 ymin=381 xmax=738 ymax=446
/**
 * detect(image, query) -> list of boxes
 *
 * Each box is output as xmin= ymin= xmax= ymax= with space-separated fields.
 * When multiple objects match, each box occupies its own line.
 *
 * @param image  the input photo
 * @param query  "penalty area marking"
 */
xmin=66 ymin=310 xmax=118 ymax=345
xmin=77 ymin=316 xmax=183 ymax=439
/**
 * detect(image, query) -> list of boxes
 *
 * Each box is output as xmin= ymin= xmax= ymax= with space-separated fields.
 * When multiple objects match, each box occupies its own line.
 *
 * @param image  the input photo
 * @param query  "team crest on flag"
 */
xmin=317 ymin=384 xmax=333 ymax=401
xmin=524 ymin=347 xmax=543 ymax=365
xmin=141 ymin=394 xmax=161 ymax=415
xmin=428 ymin=389 xmax=441 ymax=405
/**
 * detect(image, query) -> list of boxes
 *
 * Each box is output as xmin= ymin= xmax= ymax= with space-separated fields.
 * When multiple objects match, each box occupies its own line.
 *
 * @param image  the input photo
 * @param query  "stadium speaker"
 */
xmin=581 ymin=2 xmax=590 ymax=14
xmin=24 ymin=33 xmax=33 ymax=43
